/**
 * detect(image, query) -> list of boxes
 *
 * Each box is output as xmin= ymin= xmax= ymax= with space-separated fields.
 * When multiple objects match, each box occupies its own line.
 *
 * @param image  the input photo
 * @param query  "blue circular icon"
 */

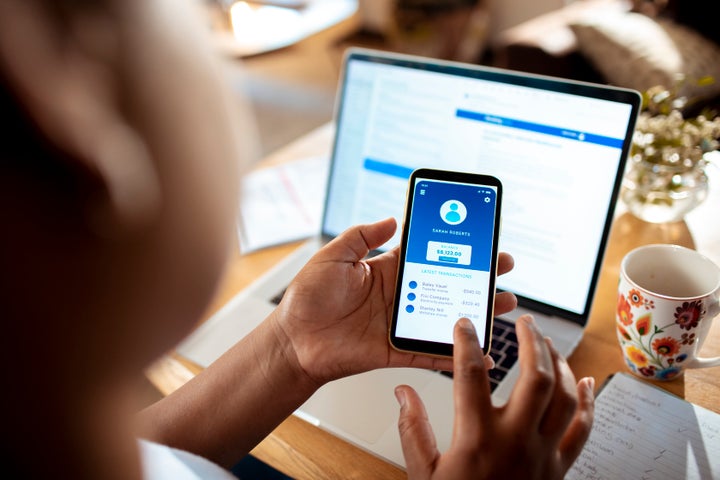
xmin=440 ymin=199 xmax=467 ymax=225
xmin=409 ymin=281 xmax=417 ymax=289
xmin=405 ymin=305 xmax=415 ymax=313
xmin=407 ymin=292 xmax=416 ymax=301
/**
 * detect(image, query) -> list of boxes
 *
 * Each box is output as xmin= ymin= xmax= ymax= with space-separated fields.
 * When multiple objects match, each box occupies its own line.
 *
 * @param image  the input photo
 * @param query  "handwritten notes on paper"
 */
xmin=237 ymin=155 xmax=329 ymax=253
xmin=566 ymin=373 xmax=719 ymax=480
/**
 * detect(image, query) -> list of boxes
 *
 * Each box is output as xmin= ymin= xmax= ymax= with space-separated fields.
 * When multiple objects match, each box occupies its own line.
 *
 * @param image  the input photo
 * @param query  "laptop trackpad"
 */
xmin=296 ymin=368 xmax=436 ymax=445
xmin=177 ymin=296 xmax=276 ymax=368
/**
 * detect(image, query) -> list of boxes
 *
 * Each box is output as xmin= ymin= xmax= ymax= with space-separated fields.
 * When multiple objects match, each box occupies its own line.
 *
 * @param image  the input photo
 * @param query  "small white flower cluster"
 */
xmin=632 ymin=109 xmax=720 ymax=166
xmin=631 ymin=81 xmax=720 ymax=170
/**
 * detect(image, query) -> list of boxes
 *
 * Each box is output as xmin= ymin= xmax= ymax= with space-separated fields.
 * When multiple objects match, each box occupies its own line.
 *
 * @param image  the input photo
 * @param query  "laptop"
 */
xmin=177 ymin=47 xmax=641 ymax=468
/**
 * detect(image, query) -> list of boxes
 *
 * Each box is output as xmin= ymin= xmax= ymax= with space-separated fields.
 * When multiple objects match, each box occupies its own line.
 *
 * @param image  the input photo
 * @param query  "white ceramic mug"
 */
xmin=616 ymin=244 xmax=720 ymax=380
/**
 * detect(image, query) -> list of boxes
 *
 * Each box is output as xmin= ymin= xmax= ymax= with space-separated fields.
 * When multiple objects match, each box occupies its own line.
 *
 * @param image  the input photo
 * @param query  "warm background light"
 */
xmin=229 ymin=1 xmax=302 ymax=48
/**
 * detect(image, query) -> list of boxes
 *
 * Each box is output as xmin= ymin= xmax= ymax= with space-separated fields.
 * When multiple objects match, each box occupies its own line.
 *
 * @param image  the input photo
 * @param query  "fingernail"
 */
xmin=585 ymin=377 xmax=595 ymax=394
xmin=394 ymin=387 xmax=407 ymax=408
xmin=523 ymin=314 xmax=543 ymax=334
xmin=486 ymin=355 xmax=496 ymax=369
xmin=458 ymin=318 xmax=475 ymax=331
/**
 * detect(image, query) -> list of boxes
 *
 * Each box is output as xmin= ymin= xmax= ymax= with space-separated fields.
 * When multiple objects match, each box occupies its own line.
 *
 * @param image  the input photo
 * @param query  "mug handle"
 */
xmin=686 ymin=356 xmax=720 ymax=368
xmin=686 ymin=299 xmax=720 ymax=369
xmin=708 ymin=300 xmax=720 ymax=320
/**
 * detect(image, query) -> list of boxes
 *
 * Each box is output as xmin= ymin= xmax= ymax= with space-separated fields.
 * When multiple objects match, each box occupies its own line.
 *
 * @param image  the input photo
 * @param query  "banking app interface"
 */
xmin=396 ymin=177 xmax=498 ymax=347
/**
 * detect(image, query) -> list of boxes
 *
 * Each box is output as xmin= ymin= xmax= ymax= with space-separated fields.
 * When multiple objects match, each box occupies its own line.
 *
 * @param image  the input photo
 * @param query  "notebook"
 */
xmin=567 ymin=372 xmax=720 ymax=480
xmin=177 ymin=47 xmax=641 ymax=468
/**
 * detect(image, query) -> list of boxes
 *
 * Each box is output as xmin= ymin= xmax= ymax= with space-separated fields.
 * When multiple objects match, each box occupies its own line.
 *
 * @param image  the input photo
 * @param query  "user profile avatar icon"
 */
xmin=440 ymin=199 xmax=467 ymax=225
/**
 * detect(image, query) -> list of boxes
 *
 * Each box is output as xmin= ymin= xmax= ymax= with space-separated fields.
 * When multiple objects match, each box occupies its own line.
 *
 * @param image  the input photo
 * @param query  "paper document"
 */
xmin=567 ymin=372 xmax=720 ymax=480
xmin=237 ymin=155 xmax=329 ymax=253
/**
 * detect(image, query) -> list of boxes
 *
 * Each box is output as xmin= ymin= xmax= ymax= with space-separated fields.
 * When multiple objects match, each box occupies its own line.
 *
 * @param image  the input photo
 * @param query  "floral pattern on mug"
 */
xmin=674 ymin=300 xmax=704 ymax=330
xmin=617 ymin=293 xmax=634 ymax=325
xmin=652 ymin=336 xmax=680 ymax=356
xmin=680 ymin=332 xmax=696 ymax=345
xmin=616 ymin=292 xmax=703 ymax=381
xmin=627 ymin=289 xmax=654 ymax=310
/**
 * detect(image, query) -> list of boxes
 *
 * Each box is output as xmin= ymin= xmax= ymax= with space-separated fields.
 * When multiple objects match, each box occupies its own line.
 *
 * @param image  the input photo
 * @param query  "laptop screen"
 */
xmin=322 ymin=48 xmax=640 ymax=322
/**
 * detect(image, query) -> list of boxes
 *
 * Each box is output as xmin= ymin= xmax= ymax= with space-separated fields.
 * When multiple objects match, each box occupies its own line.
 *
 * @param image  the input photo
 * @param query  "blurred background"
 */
xmin=203 ymin=0 xmax=719 ymax=158
xmin=203 ymin=0 xmax=584 ymax=156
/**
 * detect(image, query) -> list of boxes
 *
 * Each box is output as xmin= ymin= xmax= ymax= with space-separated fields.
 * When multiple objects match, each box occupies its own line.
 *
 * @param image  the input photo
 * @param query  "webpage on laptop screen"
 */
xmin=324 ymin=59 xmax=633 ymax=314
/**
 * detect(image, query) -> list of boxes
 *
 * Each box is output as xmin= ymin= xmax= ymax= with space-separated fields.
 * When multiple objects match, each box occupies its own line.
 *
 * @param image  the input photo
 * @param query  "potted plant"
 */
xmin=621 ymin=79 xmax=720 ymax=223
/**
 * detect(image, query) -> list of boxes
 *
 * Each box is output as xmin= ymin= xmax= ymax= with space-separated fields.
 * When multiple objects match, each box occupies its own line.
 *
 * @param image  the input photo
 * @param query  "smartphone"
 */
xmin=389 ymin=168 xmax=502 ymax=357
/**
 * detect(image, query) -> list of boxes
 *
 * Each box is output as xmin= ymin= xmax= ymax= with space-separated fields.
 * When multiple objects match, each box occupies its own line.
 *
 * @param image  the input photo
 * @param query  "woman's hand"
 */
xmin=395 ymin=315 xmax=595 ymax=480
xmin=271 ymin=217 xmax=517 ymax=386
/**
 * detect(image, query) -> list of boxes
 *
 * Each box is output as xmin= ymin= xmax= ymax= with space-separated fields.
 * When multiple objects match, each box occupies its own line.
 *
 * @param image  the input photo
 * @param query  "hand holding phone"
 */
xmin=389 ymin=168 xmax=502 ymax=357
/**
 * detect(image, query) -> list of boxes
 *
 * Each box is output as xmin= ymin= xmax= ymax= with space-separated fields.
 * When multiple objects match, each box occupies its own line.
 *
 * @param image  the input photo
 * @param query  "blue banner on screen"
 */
xmin=406 ymin=179 xmax=496 ymax=271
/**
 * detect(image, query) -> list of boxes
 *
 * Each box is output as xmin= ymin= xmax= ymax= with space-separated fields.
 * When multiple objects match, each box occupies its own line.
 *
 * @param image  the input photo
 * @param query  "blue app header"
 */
xmin=406 ymin=178 xmax=497 ymax=271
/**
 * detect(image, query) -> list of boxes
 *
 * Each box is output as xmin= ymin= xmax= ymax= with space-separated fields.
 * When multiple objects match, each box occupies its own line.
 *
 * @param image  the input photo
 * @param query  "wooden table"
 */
xmin=147 ymin=123 xmax=720 ymax=479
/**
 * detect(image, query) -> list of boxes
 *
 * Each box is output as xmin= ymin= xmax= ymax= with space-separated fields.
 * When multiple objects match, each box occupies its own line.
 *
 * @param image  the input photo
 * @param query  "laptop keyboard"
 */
xmin=440 ymin=317 xmax=518 ymax=391
xmin=487 ymin=317 xmax=519 ymax=389
xmin=271 ymin=288 xmax=518 ymax=391
xmin=270 ymin=288 xmax=287 ymax=306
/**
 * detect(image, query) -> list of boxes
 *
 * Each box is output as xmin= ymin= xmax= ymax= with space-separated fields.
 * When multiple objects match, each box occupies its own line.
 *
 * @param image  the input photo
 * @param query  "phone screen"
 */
xmin=389 ymin=169 xmax=502 ymax=357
